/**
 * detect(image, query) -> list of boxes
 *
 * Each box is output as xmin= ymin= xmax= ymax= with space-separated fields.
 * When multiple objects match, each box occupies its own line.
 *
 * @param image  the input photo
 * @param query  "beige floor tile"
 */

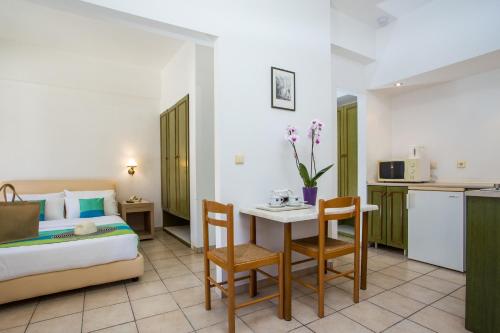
xmin=126 ymin=281 xmax=168 ymax=300
xmin=241 ymin=307 xmax=301 ymax=333
xmin=312 ymin=286 xmax=354 ymax=311
xmin=366 ymin=257 xmax=392 ymax=271
xmin=82 ymin=302 xmax=134 ymax=333
xmin=26 ymin=313 xmax=82 ymax=333
xmin=151 ymin=258 xmax=182 ymax=270
xmin=379 ymin=266 xmax=422 ymax=281
xmin=144 ymin=261 xmax=154 ymax=272
xmin=336 ymin=281 xmax=384 ymax=300
xmin=411 ymin=275 xmax=461 ymax=294
xmin=184 ymin=261 xmax=205 ymax=273
xmin=409 ymin=306 xmax=469 ymax=333
xmin=288 ymin=327 xmax=313 ymax=333
xmin=178 ymin=253 xmax=204 ymax=263
xmin=372 ymin=254 xmax=406 ymax=266
xmin=84 ymin=284 xmax=128 ymax=310
xmin=340 ymin=301 xmax=402 ymax=332
xmin=94 ymin=322 xmax=138 ymax=333
xmin=397 ymin=261 xmax=438 ymax=274
xmin=171 ymin=286 xmax=219 ymax=309
xmin=136 ymin=310 xmax=193 ymax=333
xmin=427 ymin=268 xmax=466 ymax=285
xmin=307 ymin=313 xmax=371 ymax=333
xmin=432 ymin=296 xmax=465 ymax=318
xmin=392 ymin=283 xmax=445 ymax=304
xmin=383 ymin=319 xmax=434 ymax=333
xmin=450 ymin=286 xmax=466 ymax=301
xmin=182 ymin=300 xmax=227 ymax=330
xmin=156 ymin=264 xmax=192 ymax=279
xmin=31 ymin=291 xmax=83 ymax=322
xmin=0 ymin=326 xmax=26 ymax=333
xmin=128 ymin=270 xmax=161 ymax=284
xmin=172 ymin=248 xmax=196 ymax=257
xmin=367 ymin=272 xmax=405 ymax=290
xmin=0 ymin=301 xmax=37 ymax=330
xmin=145 ymin=250 xmax=175 ymax=261
xmin=223 ymin=291 xmax=274 ymax=316
xmin=163 ymin=273 xmax=202 ymax=292
xmin=293 ymin=296 xmax=334 ymax=324
xmin=196 ymin=317 xmax=253 ymax=333
xmin=325 ymin=276 xmax=351 ymax=287
xmin=368 ymin=291 xmax=426 ymax=317
xmin=131 ymin=294 xmax=179 ymax=319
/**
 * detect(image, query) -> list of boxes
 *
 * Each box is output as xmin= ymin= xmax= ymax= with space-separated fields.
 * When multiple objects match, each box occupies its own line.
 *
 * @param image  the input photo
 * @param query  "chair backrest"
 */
xmin=202 ymin=199 xmax=235 ymax=266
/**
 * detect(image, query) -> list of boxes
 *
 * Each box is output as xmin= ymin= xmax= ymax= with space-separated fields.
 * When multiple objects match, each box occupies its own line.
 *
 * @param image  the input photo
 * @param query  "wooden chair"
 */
xmin=203 ymin=200 xmax=284 ymax=333
xmin=291 ymin=196 xmax=361 ymax=317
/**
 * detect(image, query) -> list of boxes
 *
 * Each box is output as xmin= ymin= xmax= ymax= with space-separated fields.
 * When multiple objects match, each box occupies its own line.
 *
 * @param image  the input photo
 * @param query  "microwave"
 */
xmin=378 ymin=159 xmax=431 ymax=182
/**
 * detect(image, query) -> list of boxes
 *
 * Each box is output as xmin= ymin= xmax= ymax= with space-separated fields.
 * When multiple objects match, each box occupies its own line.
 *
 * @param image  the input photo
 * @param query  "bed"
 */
xmin=0 ymin=180 xmax=144 ymax=305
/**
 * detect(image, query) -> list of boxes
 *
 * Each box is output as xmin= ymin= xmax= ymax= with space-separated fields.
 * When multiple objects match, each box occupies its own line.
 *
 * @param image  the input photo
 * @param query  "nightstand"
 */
xmin=118 ymin=201 xmax=154 ymax=240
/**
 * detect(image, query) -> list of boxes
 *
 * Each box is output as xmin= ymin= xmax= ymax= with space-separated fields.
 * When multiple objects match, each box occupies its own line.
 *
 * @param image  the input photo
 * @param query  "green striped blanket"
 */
xmin=0 ymin=222 xmax=136 ymax=248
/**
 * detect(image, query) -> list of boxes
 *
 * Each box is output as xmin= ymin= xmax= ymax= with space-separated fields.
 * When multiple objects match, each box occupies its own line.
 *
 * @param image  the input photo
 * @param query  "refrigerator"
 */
xmin=407 ymin=189 xmax=465 ymax=272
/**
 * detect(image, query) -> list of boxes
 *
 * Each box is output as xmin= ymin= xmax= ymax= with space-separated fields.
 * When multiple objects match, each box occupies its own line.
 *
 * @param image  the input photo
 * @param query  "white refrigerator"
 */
xmin=407 ymin=189 xmax=465 ymax=272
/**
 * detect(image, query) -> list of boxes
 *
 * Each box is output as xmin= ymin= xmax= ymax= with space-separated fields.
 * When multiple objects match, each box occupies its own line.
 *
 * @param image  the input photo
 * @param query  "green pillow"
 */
xmin=30 ymin=200 xmax=46 ymax=221
xmin=79 ymin=198 xmax=104 ymax=218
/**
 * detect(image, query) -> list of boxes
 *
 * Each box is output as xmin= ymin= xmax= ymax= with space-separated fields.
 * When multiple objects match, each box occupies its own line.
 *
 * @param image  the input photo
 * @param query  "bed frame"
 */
xmin=0 ymin=179 xmax=144 ymax=305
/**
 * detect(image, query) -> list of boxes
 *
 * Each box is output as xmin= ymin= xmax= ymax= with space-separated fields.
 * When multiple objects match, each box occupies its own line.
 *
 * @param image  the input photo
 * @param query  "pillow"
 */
xmin=30 ymin=200 xmax=46 ymax=221
xmin=78 ymin=198 xmax=104 ymax=218
xmin=10 ymin=192 xmax=65 ymax=221
xmin=64 ymin=190 xmax=118 ymax=218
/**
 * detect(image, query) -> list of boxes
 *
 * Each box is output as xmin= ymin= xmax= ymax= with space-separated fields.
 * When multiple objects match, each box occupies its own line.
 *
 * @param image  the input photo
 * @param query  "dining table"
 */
xmin=239 ymin=203 xmax=378 ymax=321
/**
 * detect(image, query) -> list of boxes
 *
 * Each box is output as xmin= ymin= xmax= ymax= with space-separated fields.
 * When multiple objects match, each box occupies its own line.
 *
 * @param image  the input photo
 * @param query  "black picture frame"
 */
xmin=271 ymin=67 xmax=295 ymax=111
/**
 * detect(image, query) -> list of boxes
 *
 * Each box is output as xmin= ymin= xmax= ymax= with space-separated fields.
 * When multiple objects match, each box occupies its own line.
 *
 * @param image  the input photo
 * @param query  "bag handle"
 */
xmin=0 ymin=184 xmax=23 ymax=202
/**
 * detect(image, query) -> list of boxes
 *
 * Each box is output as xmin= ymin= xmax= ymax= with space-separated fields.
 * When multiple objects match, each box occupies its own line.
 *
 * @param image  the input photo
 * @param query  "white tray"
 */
xmin=256 ymin=204 xmax=312 ymax=212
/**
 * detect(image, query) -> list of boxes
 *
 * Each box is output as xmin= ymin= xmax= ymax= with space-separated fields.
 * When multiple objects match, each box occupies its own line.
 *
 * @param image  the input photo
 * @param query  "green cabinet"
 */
xmin=368 ymin=185 xmax=408 ymax=250
xmin=161 ymin=95 xmax=190 ymax=221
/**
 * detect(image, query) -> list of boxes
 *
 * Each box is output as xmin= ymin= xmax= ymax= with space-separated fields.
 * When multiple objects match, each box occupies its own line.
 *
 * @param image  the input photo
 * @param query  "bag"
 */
xmin=0 ymin=184 xmax=40 ymax=244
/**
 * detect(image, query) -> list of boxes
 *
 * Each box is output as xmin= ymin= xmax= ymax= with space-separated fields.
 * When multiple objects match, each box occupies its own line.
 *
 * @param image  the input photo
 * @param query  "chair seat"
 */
xmin=292 ymin=236 xmax=354 ymax=258
xmin=208 ymin=243 xmax=278 ymax=270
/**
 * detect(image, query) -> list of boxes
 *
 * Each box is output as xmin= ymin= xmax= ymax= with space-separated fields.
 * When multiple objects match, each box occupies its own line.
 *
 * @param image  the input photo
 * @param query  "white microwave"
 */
xmin=378 ymin=159 xmax=431 ymax=182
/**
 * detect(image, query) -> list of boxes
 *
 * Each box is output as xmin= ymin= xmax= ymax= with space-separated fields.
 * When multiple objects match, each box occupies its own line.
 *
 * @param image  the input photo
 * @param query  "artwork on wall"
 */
xmin=271 ymin=67 xmax=295 ymax=111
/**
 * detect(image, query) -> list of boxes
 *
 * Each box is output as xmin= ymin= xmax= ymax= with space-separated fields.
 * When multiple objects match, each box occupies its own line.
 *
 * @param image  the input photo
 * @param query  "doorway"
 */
xmin=337 ymin=94 xmax=358 ymax=237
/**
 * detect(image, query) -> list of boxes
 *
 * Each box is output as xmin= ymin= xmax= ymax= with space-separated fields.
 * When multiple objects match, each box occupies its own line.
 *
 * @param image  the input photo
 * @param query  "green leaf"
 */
xmin=298 ymin=163 xmax=312 ymax=187
xmin=311 ymin=164 xmax=334 ymax=182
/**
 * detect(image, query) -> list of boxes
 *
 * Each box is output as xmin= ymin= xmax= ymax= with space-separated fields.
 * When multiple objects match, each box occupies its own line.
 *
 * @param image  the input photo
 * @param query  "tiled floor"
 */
xmin=0 ymin=232 xmax=470 ymax=333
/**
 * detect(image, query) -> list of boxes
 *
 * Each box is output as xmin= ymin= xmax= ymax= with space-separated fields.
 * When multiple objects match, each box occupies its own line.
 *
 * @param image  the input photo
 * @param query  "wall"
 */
xmin=390 ymin=68 xmax=500 ymax=182
xmin=0 ymin=39 xmax=163 ymax=225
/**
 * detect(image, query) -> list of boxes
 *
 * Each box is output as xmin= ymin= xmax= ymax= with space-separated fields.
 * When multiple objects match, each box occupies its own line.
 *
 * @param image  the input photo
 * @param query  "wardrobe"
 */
xmin=160 ymin=95 xmax=190 ymax=232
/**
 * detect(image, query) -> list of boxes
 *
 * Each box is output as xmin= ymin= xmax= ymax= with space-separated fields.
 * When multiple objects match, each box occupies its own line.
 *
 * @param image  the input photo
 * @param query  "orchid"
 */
xmin=285 ymin=119 xmax=333 ymax=188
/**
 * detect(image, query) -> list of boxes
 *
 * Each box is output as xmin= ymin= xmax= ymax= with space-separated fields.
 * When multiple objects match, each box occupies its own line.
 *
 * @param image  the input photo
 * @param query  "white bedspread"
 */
xmin=0 ymin=216 xmax=138 ymax=281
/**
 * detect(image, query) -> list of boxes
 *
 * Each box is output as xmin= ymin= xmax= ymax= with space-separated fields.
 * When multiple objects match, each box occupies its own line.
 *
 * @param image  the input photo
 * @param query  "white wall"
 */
xmin=0 ymin=39 xmax=163 ymax=225
xmin=390 ymin=68 xmax=500 ymax=182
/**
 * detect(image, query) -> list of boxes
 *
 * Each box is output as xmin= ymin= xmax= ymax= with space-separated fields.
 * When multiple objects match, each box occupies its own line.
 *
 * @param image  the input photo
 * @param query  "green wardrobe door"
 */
xmin=386 ymin=186 xmax=408 ymax=250
xmin=160 ymin=114 xmax=168 ymax=210
xmin=368 ymin=185 xmax=386 ymax=244
xmin=337 ymin=103 xmax=358 ymax=197
xmin=167 ymin=108 xmax=177 ymax=214
xmin=176 ymin=96 xmax=190 ymax=220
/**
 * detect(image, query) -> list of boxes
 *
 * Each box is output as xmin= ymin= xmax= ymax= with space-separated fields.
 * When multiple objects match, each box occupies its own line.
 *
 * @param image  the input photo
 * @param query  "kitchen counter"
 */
xmin=368 ymin=181 xmax=493 ymax=189
xmin=466 ymin=189 xmax=500 ymax=198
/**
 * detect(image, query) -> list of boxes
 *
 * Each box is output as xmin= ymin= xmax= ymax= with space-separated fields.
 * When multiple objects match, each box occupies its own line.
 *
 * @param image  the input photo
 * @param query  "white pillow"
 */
xmin=11 ymin=192 xmax=65 ymax=221
xmin=64 ymin=190 xmax=118 ymax=218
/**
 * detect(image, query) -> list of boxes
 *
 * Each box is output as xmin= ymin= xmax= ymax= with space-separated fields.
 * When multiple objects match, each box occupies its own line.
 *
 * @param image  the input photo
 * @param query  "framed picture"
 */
xmin=271 ymin=67 xmax=295 ymax=111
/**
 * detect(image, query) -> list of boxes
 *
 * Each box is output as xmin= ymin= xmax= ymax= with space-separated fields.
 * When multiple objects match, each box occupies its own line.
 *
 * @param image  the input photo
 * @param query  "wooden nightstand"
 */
xmin=118 ymin=201 xmax=154 ymax=240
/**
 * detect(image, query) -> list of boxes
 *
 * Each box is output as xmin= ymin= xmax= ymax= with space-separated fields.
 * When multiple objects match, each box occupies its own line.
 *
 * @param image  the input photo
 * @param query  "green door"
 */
xmin=337 ymin=103 xmax=358 ymax=197
xmin=368 ymin=185 xmax=386 ymax=244
xmin=176 ymin=96 xmax=190 ymax=220
xmin=167 ymin=108 xmax=177 ymax=214
xmin=386 ymin=186 xmax=408 ymax=249
xmin=160 ymin=115 xmax=168 ymax=210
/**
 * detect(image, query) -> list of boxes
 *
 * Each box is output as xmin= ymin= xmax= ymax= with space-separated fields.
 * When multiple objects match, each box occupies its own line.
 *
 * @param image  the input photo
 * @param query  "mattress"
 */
xmin=0 ymin=216 xmax=138 ymax=281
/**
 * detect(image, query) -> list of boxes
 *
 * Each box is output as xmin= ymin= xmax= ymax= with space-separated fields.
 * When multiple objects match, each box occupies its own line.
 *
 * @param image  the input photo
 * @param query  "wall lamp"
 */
xmin=126 ymin=159 xmax=138 ymax=176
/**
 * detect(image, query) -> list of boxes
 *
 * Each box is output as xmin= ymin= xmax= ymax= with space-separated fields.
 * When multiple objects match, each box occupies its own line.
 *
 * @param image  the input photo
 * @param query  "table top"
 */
xmin=240 ymin=204 xmax=378 ymax=223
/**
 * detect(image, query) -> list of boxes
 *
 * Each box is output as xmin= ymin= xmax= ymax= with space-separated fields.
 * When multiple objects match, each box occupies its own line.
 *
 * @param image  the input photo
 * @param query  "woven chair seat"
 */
xmin=292 ymin=236 xmax=354 ymax=256
xmin=209 ymin=243 xmax=278 ymax=265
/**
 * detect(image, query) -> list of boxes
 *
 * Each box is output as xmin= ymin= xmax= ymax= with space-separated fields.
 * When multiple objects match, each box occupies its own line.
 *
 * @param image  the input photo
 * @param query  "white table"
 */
xmin=240 ymin=204 xmax=378 ymax=321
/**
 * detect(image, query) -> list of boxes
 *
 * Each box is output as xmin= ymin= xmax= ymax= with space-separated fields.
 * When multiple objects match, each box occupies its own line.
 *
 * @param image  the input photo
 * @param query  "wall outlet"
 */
xmin=457 ymin=160 xmax=467 ymax=168
xmin=235 ymin=154 xmax=245 ymax=165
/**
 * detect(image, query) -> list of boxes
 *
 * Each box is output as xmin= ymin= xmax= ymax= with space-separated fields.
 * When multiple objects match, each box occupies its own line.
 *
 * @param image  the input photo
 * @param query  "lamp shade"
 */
xmin=126 ymin=159 xmax=138 ymax=167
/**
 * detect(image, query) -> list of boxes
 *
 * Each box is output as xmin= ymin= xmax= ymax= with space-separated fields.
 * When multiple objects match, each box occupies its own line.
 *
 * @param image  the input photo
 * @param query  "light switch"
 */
xmin=457 ymin=160 xmax=466 ymax=168
xmin=235 ymin=154 xmax=245 ymax=165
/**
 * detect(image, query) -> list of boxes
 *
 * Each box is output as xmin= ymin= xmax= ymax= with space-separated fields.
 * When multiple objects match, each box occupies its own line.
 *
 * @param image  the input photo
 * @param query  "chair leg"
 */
xmin=227 ymin=272 xmax=236 ymax=333
xmin=278 ymin=253 xmax=284 ymax=319
xmin=249 ymin=269 xmax=257 ymax=297
xmin=204 ymin=258 xmax=211 ymax=310
xmin=318 ymin=259 xmax=325 ymax=318
xmin=353 ymin=249 xmax=360 ymax=303
xmin=324 ymin=260 xmax=328 ymax=274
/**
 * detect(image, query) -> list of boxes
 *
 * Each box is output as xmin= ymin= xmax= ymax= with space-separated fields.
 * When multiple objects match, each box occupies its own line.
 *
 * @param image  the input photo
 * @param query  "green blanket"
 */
xmin=0 ymin=222 xmax=136 ymax=248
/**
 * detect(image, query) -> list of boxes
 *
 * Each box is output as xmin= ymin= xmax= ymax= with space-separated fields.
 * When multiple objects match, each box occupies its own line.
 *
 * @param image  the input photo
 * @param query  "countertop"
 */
xmin=367 ymin=181 xmax=493 ymax=189
xmin=466 ymin=189 xmax=500 ymax=198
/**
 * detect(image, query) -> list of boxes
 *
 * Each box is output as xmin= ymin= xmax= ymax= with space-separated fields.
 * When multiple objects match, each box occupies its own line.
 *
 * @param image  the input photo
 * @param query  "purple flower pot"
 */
xmin=302 ymin=187 xmax=318 ymax=206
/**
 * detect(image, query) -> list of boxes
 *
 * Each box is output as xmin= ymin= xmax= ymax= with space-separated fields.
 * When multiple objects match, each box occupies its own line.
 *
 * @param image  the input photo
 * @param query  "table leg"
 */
xmin=361 ymin=211 xmax=368 ymax=290
xmin=283 ymin=223 xmax=292 ymax=321
xmin=249 ymin=216 xmax=257 ymax=297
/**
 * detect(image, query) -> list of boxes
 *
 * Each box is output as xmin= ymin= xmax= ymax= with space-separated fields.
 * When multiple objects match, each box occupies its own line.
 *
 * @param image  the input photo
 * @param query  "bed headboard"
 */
xmin=0 ymin=180 xmax=116 ymax=195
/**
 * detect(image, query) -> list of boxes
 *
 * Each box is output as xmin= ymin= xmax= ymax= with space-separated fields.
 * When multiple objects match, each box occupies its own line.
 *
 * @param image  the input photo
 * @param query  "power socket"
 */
xmin=457 ymin=160 xmax=466 ymax=169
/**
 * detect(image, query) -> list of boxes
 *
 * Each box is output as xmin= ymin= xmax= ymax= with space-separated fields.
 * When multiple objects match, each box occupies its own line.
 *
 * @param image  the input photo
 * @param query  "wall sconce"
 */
xmin=126 ymin=159 xmax=138 ymax=176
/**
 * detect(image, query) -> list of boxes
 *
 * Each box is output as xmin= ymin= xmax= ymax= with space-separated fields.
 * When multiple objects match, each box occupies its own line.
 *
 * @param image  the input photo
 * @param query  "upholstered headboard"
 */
xmin=0 ymin=180 xmax=116 ymax=195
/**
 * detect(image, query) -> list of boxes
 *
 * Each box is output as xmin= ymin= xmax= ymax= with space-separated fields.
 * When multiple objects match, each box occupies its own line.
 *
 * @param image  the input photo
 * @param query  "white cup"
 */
xmin=268 ymin=195 xmax=285 ymax=207
xmin=287 ymin=195 xmax=302 ymax=206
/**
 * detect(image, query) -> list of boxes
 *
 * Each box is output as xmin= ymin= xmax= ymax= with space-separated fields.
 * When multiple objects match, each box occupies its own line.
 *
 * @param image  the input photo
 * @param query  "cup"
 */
xmin=268 ymin=195 xmax=285 ymax=207
xmin=287 ymin=195 xmax=302 ymax=206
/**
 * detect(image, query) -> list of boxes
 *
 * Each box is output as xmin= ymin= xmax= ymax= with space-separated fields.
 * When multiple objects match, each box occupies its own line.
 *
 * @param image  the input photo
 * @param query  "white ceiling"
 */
xmin=331 ymin=0 xmax=432 ymax=28
xmin=0 ymin=0 xmax=185 ymax=70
